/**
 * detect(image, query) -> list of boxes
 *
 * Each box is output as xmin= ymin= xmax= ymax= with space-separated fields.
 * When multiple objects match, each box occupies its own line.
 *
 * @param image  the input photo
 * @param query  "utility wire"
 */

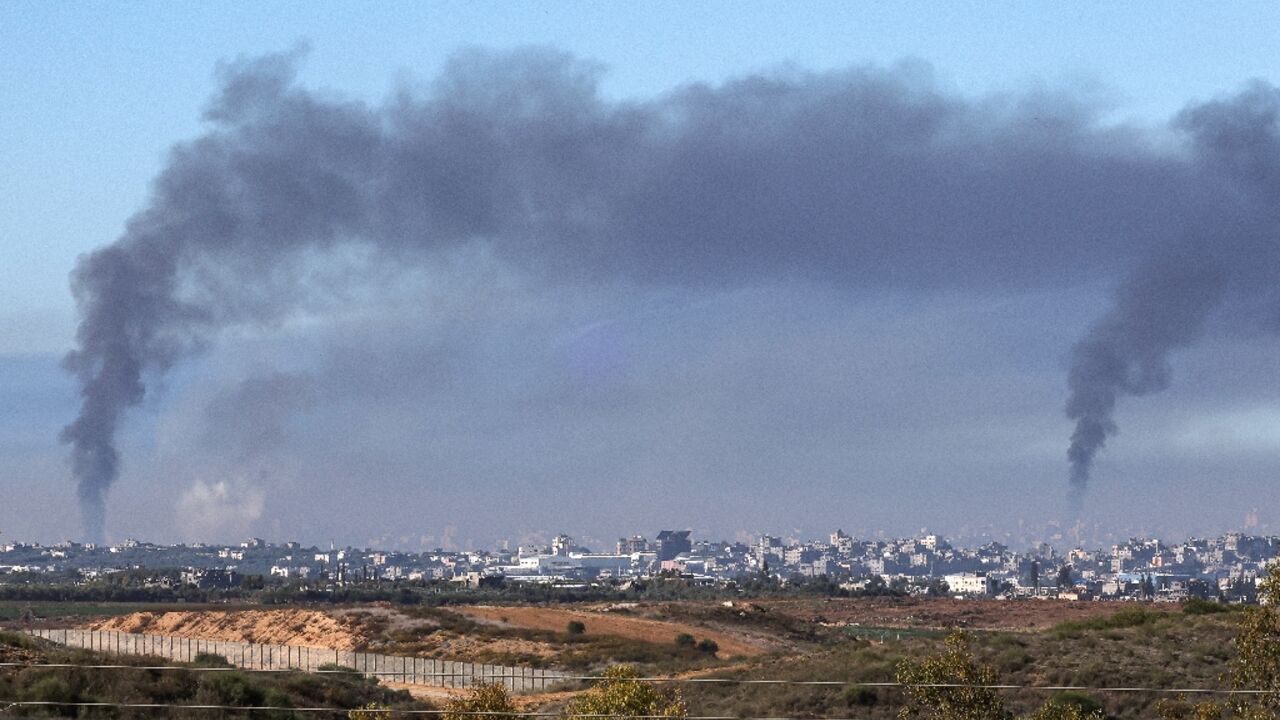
xmin=0 ymin=700 xmax=843 ymax=719
xmin=0 ymin=661 xmax=1271 ymax=695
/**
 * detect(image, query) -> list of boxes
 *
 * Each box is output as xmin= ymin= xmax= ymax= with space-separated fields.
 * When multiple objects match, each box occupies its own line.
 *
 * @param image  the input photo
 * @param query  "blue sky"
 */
xmin=3 ymin=2 xmax=1280 ymax=547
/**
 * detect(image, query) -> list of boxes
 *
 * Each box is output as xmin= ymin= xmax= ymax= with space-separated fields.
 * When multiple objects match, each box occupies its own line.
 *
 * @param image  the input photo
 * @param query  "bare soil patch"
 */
xmin=456 ymin=605 xmax=766 ymax=658
xmin=87 ymin=609 xmax=366 ymax=649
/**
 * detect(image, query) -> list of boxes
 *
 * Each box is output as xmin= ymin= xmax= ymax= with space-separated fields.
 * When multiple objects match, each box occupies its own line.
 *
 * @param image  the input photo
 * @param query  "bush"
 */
xmin=843 ymin=685 xmax=878 ymax=707
xmin=1183 ymin=598 xmax=1232 ymax=615
xmin=1051 ymin=606 xmax=1165 ymax=637
xmin=443 ymin=682 xmax=517 ymax=720
xmin=0 ymin=631 xmax=40 ymax=650
xmin=198 ymin=671 xmax=266 ymax=707
xmin=696 ymin=639 xmax=718 ymax=655
xmin=674 ymin=633 xmax=695 ymax=648
xmin=21 ymin=674 xmax=78 ymax=705
xmin=1048 ymin=691 xmax=1105 ymax=717
xmin=193 ymin=652 xmax=234 ymax=668
xmin=348 ymin=703 xmax=393 ymax=719
xmin=567 ymin=620 xmax=586 ymax=635
xmin=563 ymin=665 xmax=686 ymax=719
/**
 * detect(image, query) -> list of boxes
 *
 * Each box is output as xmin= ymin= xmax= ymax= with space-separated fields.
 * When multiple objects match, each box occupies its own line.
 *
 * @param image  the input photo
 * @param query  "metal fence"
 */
xmin=25 ymin=628 xmax=566 ymax=693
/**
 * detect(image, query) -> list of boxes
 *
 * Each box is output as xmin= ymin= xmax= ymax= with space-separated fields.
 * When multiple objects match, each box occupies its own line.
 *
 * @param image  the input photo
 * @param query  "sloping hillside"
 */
xmin=89 ymin=609 xmax=366 ymax=649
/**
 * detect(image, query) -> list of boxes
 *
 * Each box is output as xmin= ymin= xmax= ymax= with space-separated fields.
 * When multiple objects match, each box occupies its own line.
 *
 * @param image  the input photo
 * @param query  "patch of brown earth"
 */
xmin=456 ymin=606 xmax=766 ymax=659
xmin=86 ymin=609 xmax=365 ymax=650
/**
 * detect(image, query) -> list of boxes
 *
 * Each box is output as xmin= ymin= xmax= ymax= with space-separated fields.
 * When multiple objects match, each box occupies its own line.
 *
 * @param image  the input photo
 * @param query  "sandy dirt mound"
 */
xmin=87 ymin=609 xmax=365 ymax=650
xmin=456 ymin=606 xmax=766 ymax=658
xmin=768 ymin=597 xmax=1172 ymax=631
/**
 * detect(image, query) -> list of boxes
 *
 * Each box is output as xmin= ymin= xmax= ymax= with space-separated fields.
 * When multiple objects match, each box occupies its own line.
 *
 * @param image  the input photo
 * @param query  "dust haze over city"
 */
xmin=3 ymin=3 xmax=1280 ymax=551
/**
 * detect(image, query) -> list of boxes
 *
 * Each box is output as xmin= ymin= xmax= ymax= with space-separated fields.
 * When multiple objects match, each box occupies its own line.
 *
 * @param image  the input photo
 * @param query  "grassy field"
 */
xmin=681 ymin=607 xmax=1243 ymax=719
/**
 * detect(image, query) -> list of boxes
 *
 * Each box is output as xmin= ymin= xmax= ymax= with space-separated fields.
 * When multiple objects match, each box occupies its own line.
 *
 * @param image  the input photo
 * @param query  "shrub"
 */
xmin=567 ymin=620 xmax=586 ymax=635
xmin=349 ymin=703 xmax=393 ymax=719
xmin=199 ymin=671 xmax=266 ymax=707
xmin=443 ymin=682 xmax=518 ymax=720
xmin=896 ymin=631 xmax=1005 ymax=720
xmin=696 ymin=639 xmax=718 ymax=655
xmin=1183 ymin=598 xmax=1231 ymax=615
xmin=843 ymin=685 xmax=878 ymax=707
xmin=1027 ymin=698 xmax=1105 ymax=719
xmin=1047 ymin=691 xmax=1104 ymax=717
xmin=193 ymin=652 xmax=234 ymax=668
xmin=1051 ymin=606 xmax=1165 ymax=638
xmin=563 ymin=665 xmax=686 ymax=719
xmin=0 ymin=631 xmax=40 ymax=650
xmin=20 ymin=674 xmax=78 ymax=705
xmin=674 ymin=633 xmax=695 ymax=648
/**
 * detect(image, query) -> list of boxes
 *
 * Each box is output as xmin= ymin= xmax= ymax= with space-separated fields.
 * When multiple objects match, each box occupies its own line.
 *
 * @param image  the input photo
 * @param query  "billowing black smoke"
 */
xmin=61 ymin=48 xmax=1280 ymax=540
xmin=1065 ymin=82 xmax=1280 ymax=497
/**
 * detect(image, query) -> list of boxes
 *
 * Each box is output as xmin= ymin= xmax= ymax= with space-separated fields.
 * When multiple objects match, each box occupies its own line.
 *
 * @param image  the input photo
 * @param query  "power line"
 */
xmin=0 ymin=700 xmax=837 ymax=719
xmin=0 ymin=661 xmax=1271 ymax=695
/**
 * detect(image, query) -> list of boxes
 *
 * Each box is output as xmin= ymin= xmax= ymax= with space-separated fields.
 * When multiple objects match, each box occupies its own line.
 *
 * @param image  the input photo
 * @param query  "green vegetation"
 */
xmin=191 ymin=651 xmax=235 ymax=668
xmin=566 ymin=620 xmax=586 ymax=635
xmin=681 ymin=609 xmax=1240 ymax=719
xmin=680 ymin=566 xmax=1280 ymax=720
xmin=563 ymin=665 xmax=687 ymax=719
xmin=0 ymin=631 xmax=427 ymax=718
xmin=894 ymin=631 xmax=1104 ymax=719
xmin=1183 ymin=598 xmax=1237 ymax=616
xmin=442 ymin=682 xmax=519 ymax=720
xmin=1049 ymin=605 xmax=1168 ymax=638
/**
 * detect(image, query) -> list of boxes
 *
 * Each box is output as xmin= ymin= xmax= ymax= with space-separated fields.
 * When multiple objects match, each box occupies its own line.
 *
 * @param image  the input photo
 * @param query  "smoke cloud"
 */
xmin=61 ymin=48 xmax=1280 ymax=539
xmin=1065 ymin=82 xmax=1280 ymax=495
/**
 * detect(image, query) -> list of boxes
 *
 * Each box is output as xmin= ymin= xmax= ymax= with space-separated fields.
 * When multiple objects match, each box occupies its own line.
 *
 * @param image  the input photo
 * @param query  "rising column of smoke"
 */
xmin=60 ymin=50 xmax=382 ymax=543
xmin=1065 ymin=82 xmax=1280 ymax=499
xmin=61 ymin=47 xmax=1278 ymax=541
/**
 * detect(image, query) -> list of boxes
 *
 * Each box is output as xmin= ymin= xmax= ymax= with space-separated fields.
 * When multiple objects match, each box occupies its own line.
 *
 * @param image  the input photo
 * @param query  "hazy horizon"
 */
xmin=3 ymin=3 xmax=1279 ymax=549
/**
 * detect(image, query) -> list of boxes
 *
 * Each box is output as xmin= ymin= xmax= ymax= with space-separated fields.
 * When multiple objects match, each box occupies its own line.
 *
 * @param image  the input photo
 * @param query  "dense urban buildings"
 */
xmin=2 ymin=529 xmax=1276 ymax=603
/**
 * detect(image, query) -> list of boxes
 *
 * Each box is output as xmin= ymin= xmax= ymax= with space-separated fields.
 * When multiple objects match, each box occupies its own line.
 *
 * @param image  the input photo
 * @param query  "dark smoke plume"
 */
xmin=1064 ymin=82 xmax=1280 ymax=496
xmin=61 ymin=49 xmax=1280 ymax=539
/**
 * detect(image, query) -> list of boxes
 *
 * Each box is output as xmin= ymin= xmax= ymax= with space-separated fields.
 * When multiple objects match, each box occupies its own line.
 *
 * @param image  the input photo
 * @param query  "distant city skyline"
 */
xmin=2 ymin=3 xmax=1279 ymax=546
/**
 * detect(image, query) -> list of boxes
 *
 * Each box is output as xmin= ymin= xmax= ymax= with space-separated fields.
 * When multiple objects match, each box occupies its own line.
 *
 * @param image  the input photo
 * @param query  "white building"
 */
xmin=944 ymin=572 xmax=996 ymax=597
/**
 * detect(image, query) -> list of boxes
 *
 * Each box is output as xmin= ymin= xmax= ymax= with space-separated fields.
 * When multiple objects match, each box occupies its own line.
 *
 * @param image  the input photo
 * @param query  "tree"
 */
xmin=443 ymin=682 xmax=518 ymax=720
xmin=1155 ymin=563 xmax=1280 ymax=720
xmin=1227 ymin=564 xmax=1280 ymax=719
xmin=895 ymin=631 xmax=1006 ymax=720
xmin=562 ymin=665 xmax=686 ymax=719
xmin=896 ymin=631 xmax=1103 ymax=720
